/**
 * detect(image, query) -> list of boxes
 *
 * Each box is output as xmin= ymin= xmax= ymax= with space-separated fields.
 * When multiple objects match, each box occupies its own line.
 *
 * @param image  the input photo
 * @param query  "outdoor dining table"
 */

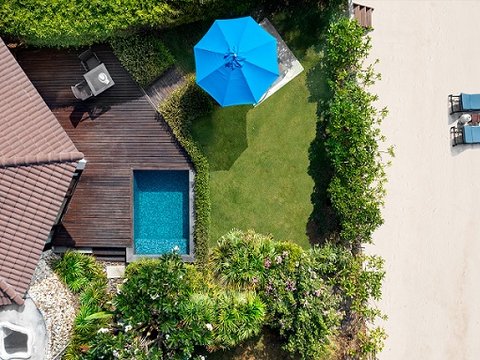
xmin=83 ymin=63 xmax=114 ymax=96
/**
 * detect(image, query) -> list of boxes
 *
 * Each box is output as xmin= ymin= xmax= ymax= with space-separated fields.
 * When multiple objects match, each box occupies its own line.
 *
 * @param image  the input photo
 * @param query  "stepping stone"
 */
xmin=106 ymin=265 xmax=125 ymax=279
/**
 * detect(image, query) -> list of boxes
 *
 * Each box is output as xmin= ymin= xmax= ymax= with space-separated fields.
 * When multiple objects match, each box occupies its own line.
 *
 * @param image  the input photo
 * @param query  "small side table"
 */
xmin=83 ymin=63 xmax=115 ymax=96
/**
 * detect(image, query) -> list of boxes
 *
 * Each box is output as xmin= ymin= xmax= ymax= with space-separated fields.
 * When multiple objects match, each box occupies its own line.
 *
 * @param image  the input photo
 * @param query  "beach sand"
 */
xmin=363 ymin=1 xmax=480 ymax=359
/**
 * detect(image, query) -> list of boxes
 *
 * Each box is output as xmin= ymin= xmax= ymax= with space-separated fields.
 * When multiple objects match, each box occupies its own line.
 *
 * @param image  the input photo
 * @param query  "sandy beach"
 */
xmin=363 ymin=1 xmax=480 ymax=359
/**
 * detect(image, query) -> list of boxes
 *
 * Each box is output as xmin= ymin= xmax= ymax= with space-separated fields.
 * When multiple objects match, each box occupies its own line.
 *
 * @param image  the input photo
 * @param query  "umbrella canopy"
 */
xmin=194 ymin=16 xmax=279 ymax=107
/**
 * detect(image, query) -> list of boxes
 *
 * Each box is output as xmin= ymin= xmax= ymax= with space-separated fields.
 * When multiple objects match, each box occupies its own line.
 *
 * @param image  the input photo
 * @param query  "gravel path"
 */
xmin=28 ymin=251 xmax=77 ymax=360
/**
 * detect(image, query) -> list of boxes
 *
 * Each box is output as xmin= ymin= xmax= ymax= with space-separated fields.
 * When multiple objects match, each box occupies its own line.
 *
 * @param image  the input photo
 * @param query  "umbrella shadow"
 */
xmin=191 ymin=105 xmax=250 ymax=171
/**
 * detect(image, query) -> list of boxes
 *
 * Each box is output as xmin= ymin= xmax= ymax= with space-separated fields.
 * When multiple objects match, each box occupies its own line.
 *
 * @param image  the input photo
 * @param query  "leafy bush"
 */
xmin=210 ymin=230 xmax=276 ymax=288
xmin=211 ymin=291 xmax=265 ymax=350
xmin=53 ymin=251 xmax=104 ymax=294
xmin=0 ymin=0 xmax=214 ymax=47
xmin=317 ymin=17 xmax=392 ymax=248
xmin=114 ymin=255 xmax=211 ymax=359
xmin=53 ymin=252 xmax=111 ymax=359
xmin=212 ymin=230 xmax=341 ymax=359
xmin=110 ymin=34 xmax=174 ymax=87
xmin=159 ymin=76 xmax=214 ymax=262
xmin=102 ymin=254 xmax=264 ymax=358
xmin=311 ymin=243 xmax=386 ymax=358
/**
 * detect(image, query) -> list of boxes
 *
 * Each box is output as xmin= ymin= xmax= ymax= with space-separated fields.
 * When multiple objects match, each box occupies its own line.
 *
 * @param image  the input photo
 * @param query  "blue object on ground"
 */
xmin=133 ymin=170 xmax=189 ymax=255
xmin=461 ymin=93 xmax=480 ymax=111
xmin=463 ymin=125 xmax=480 ymax=144
xmin=194 ymin=16 xmax=279 ymax=107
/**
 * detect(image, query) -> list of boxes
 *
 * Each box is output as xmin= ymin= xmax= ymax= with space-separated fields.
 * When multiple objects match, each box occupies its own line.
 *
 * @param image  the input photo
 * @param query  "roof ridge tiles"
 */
xmin=0 ymin=278 xmax=24 ymax=305
xmin=0 ymin=151 xmax=84 ymax=168
xmin=0 ymin=37 xmax=82 ymax=306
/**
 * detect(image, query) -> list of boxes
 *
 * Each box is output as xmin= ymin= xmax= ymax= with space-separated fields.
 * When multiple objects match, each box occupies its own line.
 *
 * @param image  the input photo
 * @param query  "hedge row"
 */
xmin=0 ymin=0 xmax=214 ymax=47
xmin=110 ymin=34 xmax=174 ymax=87
xmin=319 ymin=18 xmax=392 ymax=248
xmin=159 ymin=76 xmax=214 ymax=262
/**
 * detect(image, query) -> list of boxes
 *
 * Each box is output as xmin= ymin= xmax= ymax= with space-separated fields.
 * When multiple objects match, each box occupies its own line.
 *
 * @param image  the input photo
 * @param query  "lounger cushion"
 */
xmin=460 ymin=93 xmax=480 ymax=111
xmin=463 ymin=125 xmax=480 ymax=143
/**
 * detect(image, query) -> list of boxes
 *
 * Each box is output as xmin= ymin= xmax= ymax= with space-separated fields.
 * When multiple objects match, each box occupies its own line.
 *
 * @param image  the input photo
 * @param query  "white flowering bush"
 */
xmin=213 ymin=230 xmax=342 ymax=359
xmin=88 ymin=253 xmax=264 ymax=359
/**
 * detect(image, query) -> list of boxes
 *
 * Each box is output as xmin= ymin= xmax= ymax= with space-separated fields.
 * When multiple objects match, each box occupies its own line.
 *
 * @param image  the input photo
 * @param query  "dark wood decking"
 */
xmin=144 ymin=66 xmax=186 ymax=109
xmin=15 ymin=45 xmax=192 ymax=249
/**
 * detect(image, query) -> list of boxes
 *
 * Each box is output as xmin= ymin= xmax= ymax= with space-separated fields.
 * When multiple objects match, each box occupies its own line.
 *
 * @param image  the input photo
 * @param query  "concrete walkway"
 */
xmin=364 ymin=1 xmax=480 ymax=359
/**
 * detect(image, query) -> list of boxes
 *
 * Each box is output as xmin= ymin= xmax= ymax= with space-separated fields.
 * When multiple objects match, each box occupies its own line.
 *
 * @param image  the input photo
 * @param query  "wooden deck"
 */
xmin=15 ymin=45 xmax=192 ymax=250
xmin=144 ymin=66 xmax=186 ymax=109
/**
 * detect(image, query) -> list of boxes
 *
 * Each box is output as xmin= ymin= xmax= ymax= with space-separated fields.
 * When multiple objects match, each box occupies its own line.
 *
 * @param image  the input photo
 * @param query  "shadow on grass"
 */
xmin=306 ymin=66 xmax=341 ymax=246
xmin=157 ymin=21 xmax=212 ymax=74
xmin=303 ymin=3 xmax=343 ymax=247
xmin=191 ymin=105 xmax=250 ymax=171
xmin=202 ymin=328 xmax=298 ymax=360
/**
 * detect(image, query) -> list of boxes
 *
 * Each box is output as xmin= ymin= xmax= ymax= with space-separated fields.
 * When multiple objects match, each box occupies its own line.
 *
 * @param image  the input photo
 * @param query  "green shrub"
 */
xmin=312 ymin=244 xmax=385 ymax=321
xmin=159 ymin=76 xmax=214 ymax=262
xmin=53 ymin=252 xmax=110 ymax=359
xmin=212 ymin=291 xmax=265 ymax=350
xmin=110 ymin=34 xmax=174 ymax=87
xmin=210 ymin=230 xmax=276 ymax=289
xmin=279 ymin=253 xmax=341 ymax=359
xmin=212 ymin=230 xmax=341 ymax=359
xmin=52 ymin=251 xmax=105 ymax=294
xmin=109 ymin=254 xmax=264 ymax=358
xmin=312 ymin=243 xmax=386 ymax=358
xmin=0 ymin=0 xmax=214 ymax=47
xmin=317 ymin=17 xmax=392 ymax=248
xmin=114 ymin=255 xmax=211 ymax=359
xmin=84 ymin=331 xmax=164 ymax=360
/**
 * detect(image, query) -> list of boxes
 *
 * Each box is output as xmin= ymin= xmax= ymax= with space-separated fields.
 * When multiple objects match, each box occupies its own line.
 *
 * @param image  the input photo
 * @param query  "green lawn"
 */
xmin=191 ymin=70 xmax=317 ymax=247
xmin=161 ymin=4 xmax=330 ymax=249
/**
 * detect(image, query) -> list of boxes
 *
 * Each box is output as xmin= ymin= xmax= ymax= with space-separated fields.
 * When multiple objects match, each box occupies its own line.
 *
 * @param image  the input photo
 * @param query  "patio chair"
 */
xmin=78 ymin=49 xmax=101 ymax=72
xmin=71 ymin=80 xmax=93 ymax=101
xmin=449 ymin=93 xmax=480 ymax=114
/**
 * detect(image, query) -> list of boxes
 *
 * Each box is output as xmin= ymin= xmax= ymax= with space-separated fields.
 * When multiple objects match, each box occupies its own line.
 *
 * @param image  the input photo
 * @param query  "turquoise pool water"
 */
xmin=133 ymin=170 xmax=189 ymax=255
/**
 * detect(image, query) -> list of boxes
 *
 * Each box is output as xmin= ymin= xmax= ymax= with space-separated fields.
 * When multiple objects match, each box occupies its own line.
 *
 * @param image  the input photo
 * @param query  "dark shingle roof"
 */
xmin=0 ymin=38 xmax=83 ymax=305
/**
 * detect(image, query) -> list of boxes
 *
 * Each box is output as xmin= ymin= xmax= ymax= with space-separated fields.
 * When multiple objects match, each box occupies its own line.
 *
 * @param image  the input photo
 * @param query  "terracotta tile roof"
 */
xmin=0 ymin=38 xmax=84 ymax=305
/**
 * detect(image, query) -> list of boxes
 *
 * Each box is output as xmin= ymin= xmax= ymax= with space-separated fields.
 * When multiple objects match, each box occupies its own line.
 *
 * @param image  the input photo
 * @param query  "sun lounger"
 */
xmin=451 ymin=124 xmax=480 ymax=146
xmin=462 ymin=125 xmax=480 ymax=143
xmin=449 ymin=93 xmax=480 ymax=114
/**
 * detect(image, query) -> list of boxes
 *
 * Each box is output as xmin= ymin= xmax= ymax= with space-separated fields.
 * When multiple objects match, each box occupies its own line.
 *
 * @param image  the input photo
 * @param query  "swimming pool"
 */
xmin=132 ymin=170 xmax=192 ymax=256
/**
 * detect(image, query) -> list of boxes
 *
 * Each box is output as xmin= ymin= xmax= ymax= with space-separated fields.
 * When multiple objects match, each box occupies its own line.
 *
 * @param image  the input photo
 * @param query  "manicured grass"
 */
xmin=164 ymin=4 xmax=332 ymax=249
xmin=191 ymin=71 xmax=317 ymax=248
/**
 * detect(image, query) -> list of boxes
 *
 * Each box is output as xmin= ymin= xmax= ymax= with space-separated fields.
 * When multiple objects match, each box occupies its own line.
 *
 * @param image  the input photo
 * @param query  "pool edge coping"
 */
xmin=127 ymin=169 xmax=195 ymax=263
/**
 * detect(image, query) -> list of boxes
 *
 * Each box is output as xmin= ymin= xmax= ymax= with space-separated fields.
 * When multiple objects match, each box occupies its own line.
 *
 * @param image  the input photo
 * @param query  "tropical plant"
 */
xmin=53 ymin=252 xmax=111 ymax=359
xmin=84 ymin=331 xmax=164 ymax=360
xmin=52 ymin=251 xmax=104 ymax=294
xmin=311 ymin=243 xmax=386 ymax=358
xmin=210 ymin=230 xmax=276 ymax=289
xmin=110 ymin=254 xmax=264 ymax=358
xmin=211 ymin=291 xmax=265 ymax=350
xmin=110 ymin=34 xmax=174 ymax=87
xmin=212 ymin=230 xmax=342 ymax=359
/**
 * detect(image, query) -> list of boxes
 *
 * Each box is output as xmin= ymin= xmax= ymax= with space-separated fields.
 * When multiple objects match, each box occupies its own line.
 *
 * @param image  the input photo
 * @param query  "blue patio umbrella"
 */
xmin=194 ymin=16 xmax=279 ymax=107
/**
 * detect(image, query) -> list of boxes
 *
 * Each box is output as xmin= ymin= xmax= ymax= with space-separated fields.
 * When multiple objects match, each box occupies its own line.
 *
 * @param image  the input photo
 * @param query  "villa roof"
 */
xmin=0 ymin=38 xmax=83 ymax=306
